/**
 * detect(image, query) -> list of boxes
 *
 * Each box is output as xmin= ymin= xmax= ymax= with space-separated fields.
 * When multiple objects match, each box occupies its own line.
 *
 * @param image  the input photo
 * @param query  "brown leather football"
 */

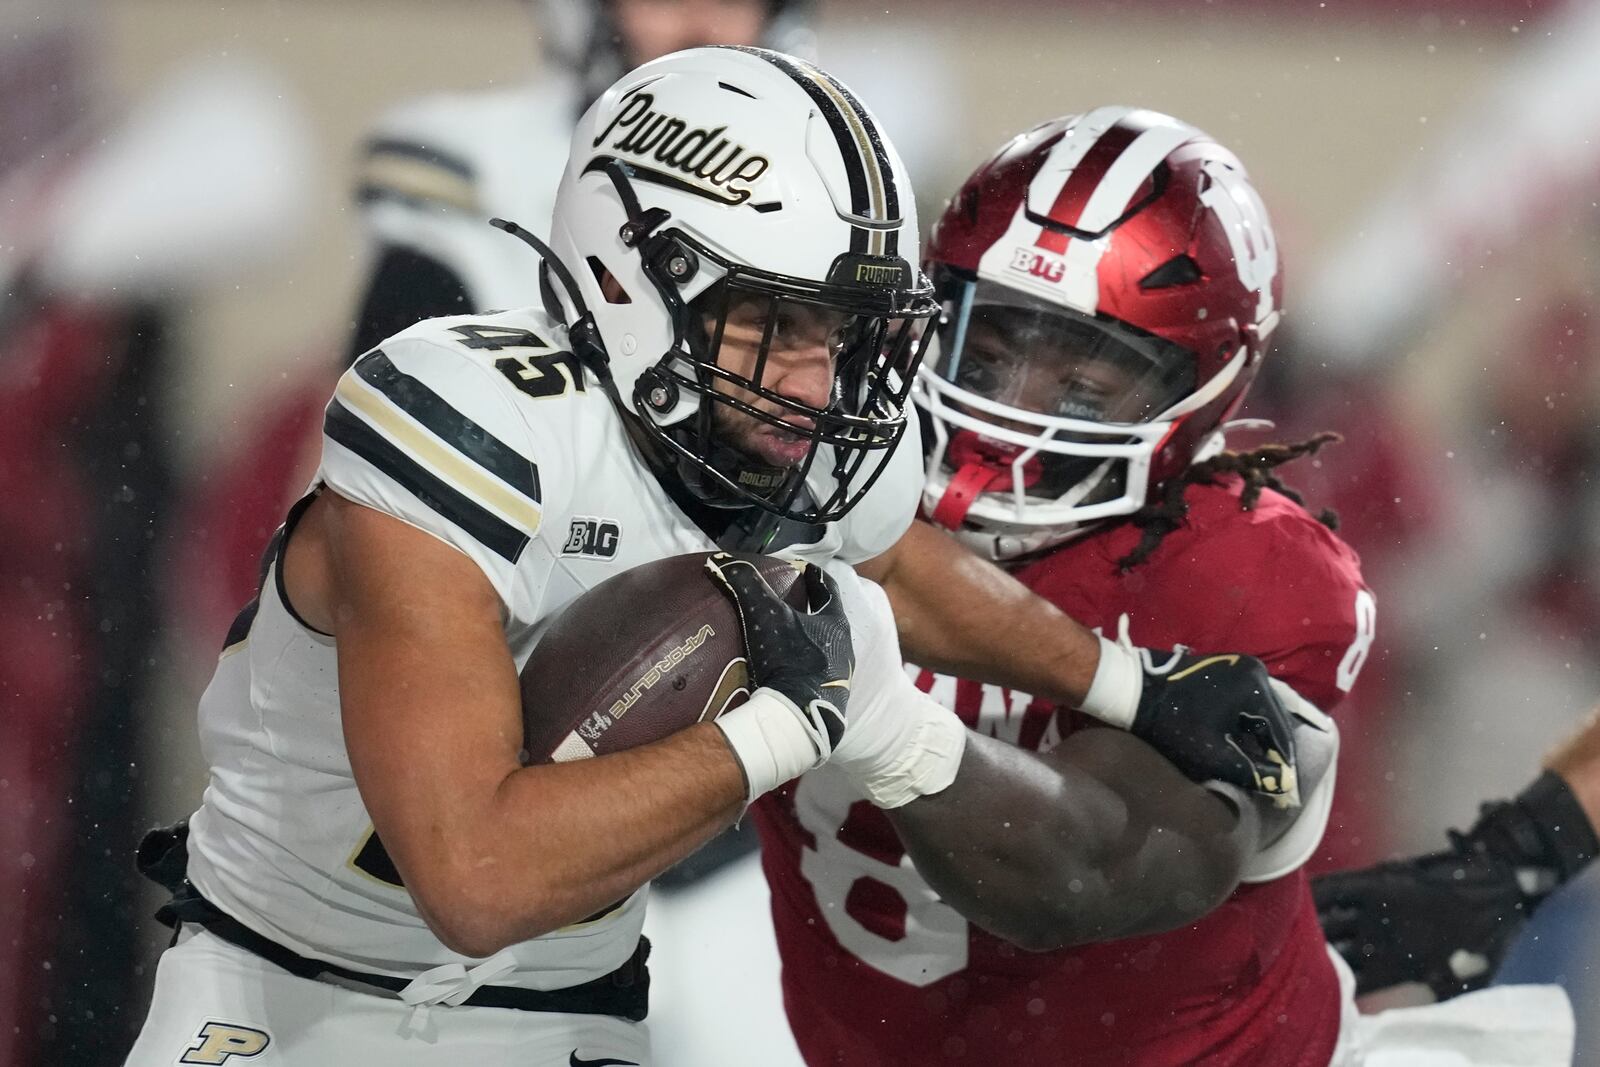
xmin=520 ymin=551 xmax=807 ymax=763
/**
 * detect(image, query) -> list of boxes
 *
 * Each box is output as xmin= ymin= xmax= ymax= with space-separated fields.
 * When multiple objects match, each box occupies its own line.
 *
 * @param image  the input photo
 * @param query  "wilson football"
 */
xmin=520 ymin=551 xmax=807 ymax=763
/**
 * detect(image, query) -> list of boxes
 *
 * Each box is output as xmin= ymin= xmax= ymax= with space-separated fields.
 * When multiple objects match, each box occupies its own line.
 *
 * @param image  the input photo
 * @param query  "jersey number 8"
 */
xmin=792 ymin=770 xmax=970 ymax=987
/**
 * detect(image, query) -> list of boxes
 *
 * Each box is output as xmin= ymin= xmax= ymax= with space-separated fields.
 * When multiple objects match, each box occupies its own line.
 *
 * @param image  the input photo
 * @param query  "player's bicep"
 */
xmin=324 ymin=494 xmax=523 ymax=894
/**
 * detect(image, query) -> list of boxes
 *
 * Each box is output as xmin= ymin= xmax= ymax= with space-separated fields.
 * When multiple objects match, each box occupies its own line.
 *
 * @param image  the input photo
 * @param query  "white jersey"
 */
xmin=184 ymin=305 xmax=922 ymax=989
xmin=357 ymin=76 xmax=579 ymax=312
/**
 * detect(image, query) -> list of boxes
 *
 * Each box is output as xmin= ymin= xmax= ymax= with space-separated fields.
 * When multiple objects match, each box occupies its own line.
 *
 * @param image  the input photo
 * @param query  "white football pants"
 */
xmin=123 ymin=927 xmax=650 ymax=1067
xmin=1328 ymin=945 xmax=1575 ymax=1067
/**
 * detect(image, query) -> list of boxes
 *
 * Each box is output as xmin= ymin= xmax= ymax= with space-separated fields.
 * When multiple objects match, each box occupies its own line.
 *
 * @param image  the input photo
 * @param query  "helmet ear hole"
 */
xmin=1139 ymin=254 xmax=1203 ymax=290
xmin=587 ymin=257 xmax=633 ymax=305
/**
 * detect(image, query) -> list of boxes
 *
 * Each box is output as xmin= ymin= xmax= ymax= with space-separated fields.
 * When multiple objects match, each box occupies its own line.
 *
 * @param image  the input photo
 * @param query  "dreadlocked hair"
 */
xmin=1116 ymin=431 xmax=1343 ymax=571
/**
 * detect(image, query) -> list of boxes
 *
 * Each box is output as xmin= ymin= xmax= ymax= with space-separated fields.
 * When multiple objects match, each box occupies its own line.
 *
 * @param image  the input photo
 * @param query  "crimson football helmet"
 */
xmin=914 ymin=106 xmax=1282 ymax=559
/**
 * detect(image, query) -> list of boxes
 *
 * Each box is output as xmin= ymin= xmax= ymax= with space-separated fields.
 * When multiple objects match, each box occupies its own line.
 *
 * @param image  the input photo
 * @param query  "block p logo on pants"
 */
xmin=179 ymin=1022 xmax=271 ymax=1064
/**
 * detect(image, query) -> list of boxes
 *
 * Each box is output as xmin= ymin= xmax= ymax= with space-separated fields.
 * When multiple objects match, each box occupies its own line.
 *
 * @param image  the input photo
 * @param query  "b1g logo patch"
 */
xmin=179 ymin=1021 xmax=270 ymax=1063
xmin=1009 ymin=247 xmax=1066 ymax=284
xmin=562 ymin=517 xmax=621 ymax=560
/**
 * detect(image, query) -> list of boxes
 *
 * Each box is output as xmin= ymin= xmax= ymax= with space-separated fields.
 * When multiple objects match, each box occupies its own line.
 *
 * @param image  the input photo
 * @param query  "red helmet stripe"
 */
xmin=1034 ymin=121 xmax=1142 ymax=255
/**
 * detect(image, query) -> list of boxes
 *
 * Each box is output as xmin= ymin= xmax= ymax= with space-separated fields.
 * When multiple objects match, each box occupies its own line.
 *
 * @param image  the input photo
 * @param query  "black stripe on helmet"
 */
xmin=726 ymin=46 xmax=873 ymax=255
xmin=812 ymin=70 xmax=900 ymax=257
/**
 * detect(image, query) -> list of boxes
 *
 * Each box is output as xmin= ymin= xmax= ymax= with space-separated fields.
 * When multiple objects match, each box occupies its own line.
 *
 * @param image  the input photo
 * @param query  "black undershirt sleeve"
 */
xmin=347 ymin=244 xmax=474 ymax=367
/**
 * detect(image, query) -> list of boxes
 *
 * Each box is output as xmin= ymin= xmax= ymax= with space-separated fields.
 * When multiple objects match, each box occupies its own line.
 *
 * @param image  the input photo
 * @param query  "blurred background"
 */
xmin=5 ymin=0 xmax=1600 ymax=1063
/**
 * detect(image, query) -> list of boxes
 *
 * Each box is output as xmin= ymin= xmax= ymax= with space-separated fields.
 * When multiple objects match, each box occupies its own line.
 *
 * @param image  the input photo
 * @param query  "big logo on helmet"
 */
xmin=1009 ymin=248 xmax=1066 ymax=284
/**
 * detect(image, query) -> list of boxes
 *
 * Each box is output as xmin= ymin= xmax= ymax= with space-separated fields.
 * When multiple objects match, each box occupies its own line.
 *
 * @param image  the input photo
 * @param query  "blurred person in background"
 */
xmin=1343 ymin=282 xmax=1600 ymax=1053
xmin=1318 ymin=704 xmax=1600 ymax=1002
xmin=348 ymin=0 xmax=815 ymax=360
xmin=0 ymin=6 xmax=313 ymax=1064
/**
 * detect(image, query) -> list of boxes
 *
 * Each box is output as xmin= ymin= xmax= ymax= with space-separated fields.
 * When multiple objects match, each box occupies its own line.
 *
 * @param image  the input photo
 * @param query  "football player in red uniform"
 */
xmin=754 ymin=107 xmax=1372 ymax=1066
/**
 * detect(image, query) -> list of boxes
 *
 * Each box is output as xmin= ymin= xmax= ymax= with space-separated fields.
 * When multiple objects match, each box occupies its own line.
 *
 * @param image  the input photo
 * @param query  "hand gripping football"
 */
xmin=520 ymin=551 xmax=807 ymax=763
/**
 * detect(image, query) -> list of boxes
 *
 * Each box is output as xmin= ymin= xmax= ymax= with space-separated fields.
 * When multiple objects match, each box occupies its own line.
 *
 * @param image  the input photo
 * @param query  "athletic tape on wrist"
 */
xmin=714 ymin=688 xmax=822 ymax=803
xmin=860 ymin=696 xmax=968 ymax=809
xmin=1078 ymin=634 xmax=1142 ymax=730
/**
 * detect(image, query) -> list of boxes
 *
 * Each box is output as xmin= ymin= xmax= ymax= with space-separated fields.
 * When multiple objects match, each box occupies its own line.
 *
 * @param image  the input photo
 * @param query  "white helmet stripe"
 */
xmin=966 ymin=110 xmax=1120 ymax=307
xmin=977 ymin=107 xmax=1134 ymax=310
xmin=1074 ymin=114 xmax=1197 ymax=232
xmin=1059 ymin=115 xmax=1198 ymax=312
xmin=978 ymin=107 xmax=1196 ymax=314
xmin=1021 ymin=105 xmax=1137 ymax=218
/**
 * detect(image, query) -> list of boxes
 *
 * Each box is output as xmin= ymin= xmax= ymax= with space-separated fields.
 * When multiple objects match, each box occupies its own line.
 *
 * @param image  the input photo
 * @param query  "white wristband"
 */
xmin=714 ymin=688 xmax=823 ymax=803
xmin=1078 ymin=634 xmax=1143 ymax=730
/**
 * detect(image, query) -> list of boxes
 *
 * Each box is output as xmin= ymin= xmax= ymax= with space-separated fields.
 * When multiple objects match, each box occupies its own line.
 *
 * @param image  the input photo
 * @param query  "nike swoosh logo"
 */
xmin=569 ymin=1054 xmax=640 ymax=1067
xmin=821 ymin=666 xmax=855 ymax=692
xmin=1166 ymin=653 xmax=1241 ymax=682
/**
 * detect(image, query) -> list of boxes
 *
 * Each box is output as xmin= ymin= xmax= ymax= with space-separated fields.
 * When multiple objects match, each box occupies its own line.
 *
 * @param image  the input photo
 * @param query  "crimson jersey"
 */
xmin=750 ymin=475 xmax=1374 ymax=1066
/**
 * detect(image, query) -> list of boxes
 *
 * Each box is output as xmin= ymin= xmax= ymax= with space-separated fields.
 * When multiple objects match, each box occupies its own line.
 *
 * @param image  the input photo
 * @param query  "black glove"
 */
xmin=1131 ymin=649 xmax=1300 ymax=801
xmin=704 ymin=553 xmax=854 ymax=758
xmin=1315 ymin=770 xmax=1599 ymax=999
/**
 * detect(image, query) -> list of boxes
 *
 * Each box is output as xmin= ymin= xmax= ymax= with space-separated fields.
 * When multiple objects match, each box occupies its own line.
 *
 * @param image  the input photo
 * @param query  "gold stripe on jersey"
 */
xmin=358 ymin=152 xmax=479 ymax=214
xmin=334 ymin=373 xmax=543 ymax=536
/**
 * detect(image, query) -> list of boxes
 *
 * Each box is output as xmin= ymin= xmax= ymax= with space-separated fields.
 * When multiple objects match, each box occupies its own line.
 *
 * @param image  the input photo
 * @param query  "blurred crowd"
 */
xmin=5 ymin=1 xmax=1600 ymax=1065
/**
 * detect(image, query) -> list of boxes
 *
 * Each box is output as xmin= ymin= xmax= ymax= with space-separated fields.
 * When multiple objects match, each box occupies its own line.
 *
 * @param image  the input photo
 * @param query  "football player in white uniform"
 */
xmin=346 ymin=0 xmax=1302 ymax=787
xmin=124 ymin=45 xmax=1312 ymax=1066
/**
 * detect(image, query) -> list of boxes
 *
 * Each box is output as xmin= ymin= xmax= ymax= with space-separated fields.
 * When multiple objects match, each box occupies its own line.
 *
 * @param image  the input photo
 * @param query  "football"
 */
xmin=520 ymin=551 xmax=807 ymax=763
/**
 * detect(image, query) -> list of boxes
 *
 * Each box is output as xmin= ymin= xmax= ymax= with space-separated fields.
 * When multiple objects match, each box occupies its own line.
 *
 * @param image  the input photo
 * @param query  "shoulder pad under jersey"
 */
xmin=1156 ymin=483 xmax=1373 ymax=712
xmin=321 ymin=307 xmax=585 ymax=612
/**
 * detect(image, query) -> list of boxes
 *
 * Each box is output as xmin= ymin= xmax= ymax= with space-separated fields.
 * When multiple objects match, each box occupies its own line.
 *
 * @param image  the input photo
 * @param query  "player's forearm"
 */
xmin=862 ymin=520 xmax=1101 ymax=706
xmin=885 ymin=728 xmax=1254 ymax=952
xmin=405 ymin=724 xmax=744 ymax=957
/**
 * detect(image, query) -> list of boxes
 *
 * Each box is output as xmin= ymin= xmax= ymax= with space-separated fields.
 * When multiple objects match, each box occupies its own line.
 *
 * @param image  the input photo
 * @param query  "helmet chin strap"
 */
xmin=929 ymin=432 xmax=1043 ymax=530
xmin=929 ymin=462 xmax=1005 ymax=530
xmin=673 ymin=431 xmax=802 ymax=512
xmin=489 ymin=216 xmax=622 ymax=406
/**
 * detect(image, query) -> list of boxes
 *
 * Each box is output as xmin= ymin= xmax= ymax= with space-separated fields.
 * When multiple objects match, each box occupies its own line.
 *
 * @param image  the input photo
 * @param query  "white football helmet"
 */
xmin=543 ymin=46 xmax=937 ymax=523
